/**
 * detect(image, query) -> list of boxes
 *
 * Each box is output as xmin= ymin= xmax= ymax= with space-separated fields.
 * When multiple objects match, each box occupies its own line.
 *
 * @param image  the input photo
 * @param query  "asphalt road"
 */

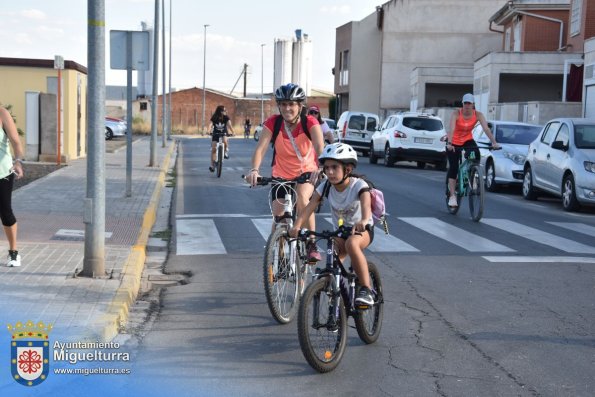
xmin=122 ymin=137 xmax=595 ymax=397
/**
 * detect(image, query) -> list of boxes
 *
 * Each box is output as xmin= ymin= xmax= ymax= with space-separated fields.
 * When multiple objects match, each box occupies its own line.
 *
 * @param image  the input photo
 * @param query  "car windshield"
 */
xmin=495 ymin=124 xmax=542 ymax=144
xmin=325 ymin=119 xmax=336 ymax=129
xmin=402 ymin=117 xmax=443 ymax=131
xmin=574 ymin=124 xmax=595 ymax=149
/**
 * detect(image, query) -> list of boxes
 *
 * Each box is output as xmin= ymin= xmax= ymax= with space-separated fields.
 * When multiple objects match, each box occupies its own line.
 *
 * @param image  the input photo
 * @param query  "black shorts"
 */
xmin=270 ymin=173 xmax=311 ymax=202
xmin=349 ymin=224 xmax=374 ymax=244
xmin=211 ymin=132 xmax=227 ymax=142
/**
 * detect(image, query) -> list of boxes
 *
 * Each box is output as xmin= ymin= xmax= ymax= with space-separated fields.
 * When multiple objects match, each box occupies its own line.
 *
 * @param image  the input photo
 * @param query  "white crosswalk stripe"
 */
xmin=482 ymin=219 xmax=595 ymax=254
xmin=175 ymin=214 xmax=595 ymax=258
xmin=176 ymin=219 xmax=226 ymax=255
xmin=547 ymin=222 xmax=595 ymax=236
xmin=400 ymin=217 xmax=514 ymax=252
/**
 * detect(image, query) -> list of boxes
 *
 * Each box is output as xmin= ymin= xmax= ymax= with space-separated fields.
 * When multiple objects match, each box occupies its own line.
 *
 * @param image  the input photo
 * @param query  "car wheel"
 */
xmin=522 ymin=167 xmax=537 ymax=200
xmin=485 ymin=161 xmax=498 ymax=192
xmin=562 ymin=174 xmax=580 ymax=212
xmin=369 ymin=142 xmax=378 ymax=164
xmin=105 ymin=127 xmax=113 ymax=140
xmin=384 ymin=145 xmax=395 ymax=167
xmin=416 ymin=162 xmax=426 ymax=169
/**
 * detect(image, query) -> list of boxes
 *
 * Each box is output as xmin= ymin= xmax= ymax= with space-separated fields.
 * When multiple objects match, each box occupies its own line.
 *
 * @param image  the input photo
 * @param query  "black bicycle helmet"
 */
xmin=274 ymin=83 xmax=306 ymax=103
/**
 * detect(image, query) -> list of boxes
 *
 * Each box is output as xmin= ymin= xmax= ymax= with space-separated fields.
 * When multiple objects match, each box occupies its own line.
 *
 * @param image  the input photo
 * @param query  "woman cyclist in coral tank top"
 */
xmin=445 ymin=93 xmax=499 ymax=207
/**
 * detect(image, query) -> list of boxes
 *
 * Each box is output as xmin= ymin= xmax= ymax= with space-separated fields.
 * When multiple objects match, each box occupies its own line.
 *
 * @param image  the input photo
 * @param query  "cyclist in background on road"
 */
xmin=208 ymin=105 xmax=234 ymax=172
xmin=289 ymin=143 xmax=375 ymax=305
xmin=244 ymin=118 xmax=252 ymax=139
xmin=446 ymin=93 xmax=499 ymax=207
xmin=308 ymin=105 xmax=334 ymax=144
xmin=248 ymin=83 xmax=325 ymax=262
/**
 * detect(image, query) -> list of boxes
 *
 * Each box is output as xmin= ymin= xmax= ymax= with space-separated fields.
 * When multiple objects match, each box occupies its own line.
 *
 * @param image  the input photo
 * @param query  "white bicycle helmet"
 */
xmin=274 ymin=83 xmax=306 ymax=103
xmin=319 ymin=143 xmax=358 ymax=167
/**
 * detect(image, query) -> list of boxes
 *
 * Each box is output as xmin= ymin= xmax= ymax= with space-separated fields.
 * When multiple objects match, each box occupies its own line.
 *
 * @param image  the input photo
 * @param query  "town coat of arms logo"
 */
xmin=7 ymin=320 xmax=52 ymax=386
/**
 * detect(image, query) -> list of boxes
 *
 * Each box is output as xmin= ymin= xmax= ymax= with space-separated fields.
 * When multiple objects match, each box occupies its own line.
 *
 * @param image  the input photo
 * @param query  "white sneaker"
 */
xmin=448 ymin=195 xmax=458 ymax=207
xmin=224 ymin=150 xmax=229 ymax=159
xmin=7 ymin=251 xmax=21 ymax=267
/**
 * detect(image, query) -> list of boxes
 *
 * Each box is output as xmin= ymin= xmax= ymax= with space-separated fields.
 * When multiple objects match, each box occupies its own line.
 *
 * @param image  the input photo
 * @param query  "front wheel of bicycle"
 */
xmin=298 ymin=277 xmax=347 ymax=373
xmin=216 ymin=145 xmax=223 ymax=178
xmin=354 ymin=262 xmax=384 ymax=344
xmin=468 ymin=164 xmax=484 ymax=222
xmin=263 ymin=227 xmax=300 ymax=324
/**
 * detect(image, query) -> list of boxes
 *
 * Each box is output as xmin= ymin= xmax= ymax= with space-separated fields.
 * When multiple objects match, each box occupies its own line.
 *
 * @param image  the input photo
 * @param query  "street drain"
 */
xmin=147 ymin=274 xmax=187 ymax=287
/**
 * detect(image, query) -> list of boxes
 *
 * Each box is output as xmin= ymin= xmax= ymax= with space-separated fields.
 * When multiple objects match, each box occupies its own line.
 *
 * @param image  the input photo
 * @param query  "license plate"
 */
xmin=414 ymin=137 xmax=433 ymax=144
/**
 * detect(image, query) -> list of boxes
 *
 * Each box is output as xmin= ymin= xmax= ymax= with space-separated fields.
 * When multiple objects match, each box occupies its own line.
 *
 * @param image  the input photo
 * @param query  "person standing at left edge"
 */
xmin=0 ymin=106 xmax=24 ymax=267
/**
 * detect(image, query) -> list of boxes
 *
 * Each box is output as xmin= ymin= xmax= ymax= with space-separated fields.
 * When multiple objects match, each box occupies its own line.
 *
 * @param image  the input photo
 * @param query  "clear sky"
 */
xmin=1 ymin=0 xmax=381 ymax=94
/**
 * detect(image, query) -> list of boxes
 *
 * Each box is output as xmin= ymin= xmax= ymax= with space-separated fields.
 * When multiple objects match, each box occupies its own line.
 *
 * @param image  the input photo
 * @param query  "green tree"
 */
xmin=328 ymin=96 xmax=337 ymax=120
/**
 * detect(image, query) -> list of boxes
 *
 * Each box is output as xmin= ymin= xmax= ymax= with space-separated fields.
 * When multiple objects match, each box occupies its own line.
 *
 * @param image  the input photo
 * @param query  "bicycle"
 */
xmin=445 ymin=143 xmax=498 ymax=222
xmin=212 ymin=132 xmax=231 ymax=178
xmin=244 ymin=173 xmax=314 ymax=324
xmin=296 ymin=224 xmax=384 ymax=373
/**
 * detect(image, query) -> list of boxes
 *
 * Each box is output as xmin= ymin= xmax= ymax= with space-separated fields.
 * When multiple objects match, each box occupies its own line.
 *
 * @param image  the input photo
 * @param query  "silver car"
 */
xmin=472 ymin=121 xmax=542 ymax=191
xmin=105 ymin=117 xmax=127 ymax=140
xmin=522 ymin=118 xmax=595 ymax=211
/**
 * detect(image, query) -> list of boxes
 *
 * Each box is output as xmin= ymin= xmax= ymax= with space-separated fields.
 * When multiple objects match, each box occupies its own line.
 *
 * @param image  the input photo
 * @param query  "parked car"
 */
xmin=105 ymin=117 xmax=127 ymax=140
xmin=335 ymin=111 xmax=379 ymax=156
xmin=472 ymin=120 xmax=542 ymax=191
xmin=370 ymin=112 xmax=447 ymax=169
xmin=522 ymin=118 xmax=595 ymax=211
xmin=322 ymin=117 xmax=338 ymax=142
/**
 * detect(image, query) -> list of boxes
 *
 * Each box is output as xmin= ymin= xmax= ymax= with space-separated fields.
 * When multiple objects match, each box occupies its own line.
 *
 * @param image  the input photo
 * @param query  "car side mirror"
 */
xmin=551 ymin=141 xmax=568 ymax=151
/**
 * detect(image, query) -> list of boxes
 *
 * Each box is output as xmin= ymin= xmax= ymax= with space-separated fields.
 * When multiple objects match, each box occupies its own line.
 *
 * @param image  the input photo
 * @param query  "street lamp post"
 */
xmin=202 ymin=24 xmax=209 ymax=134
xmin=261 ymin=43 xmax=265 ymax=125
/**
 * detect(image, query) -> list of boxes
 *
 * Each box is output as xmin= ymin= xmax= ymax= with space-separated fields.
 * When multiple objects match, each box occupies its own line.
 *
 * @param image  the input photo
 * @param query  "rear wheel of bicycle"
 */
xmin=216 ymin=145 xmax=223 ymax=178
xmin=468 ymin=164 xmax=484 ymax=222
xmin=445 ymin=173 xmax=460 ymax=214
xmin=354 ymin=262 xmax=384 ymax=344
xmin=263 ymin=227 xmax=300 ymax=324
xmin=297 ymin=277 xmax=347 ymax=373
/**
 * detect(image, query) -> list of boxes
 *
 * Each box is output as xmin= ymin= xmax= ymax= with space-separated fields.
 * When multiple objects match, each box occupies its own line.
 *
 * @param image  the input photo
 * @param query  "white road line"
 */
xmin=483 ymin=256 xmax=595 ymax=264
xmin=482 ymin=218 xmax=595 ymax=254
xmin=252 ymin=218 xmax=273 ymax=241
xmin=547 ymin=222 xmax=595 ymax=236
xmin=176 ymin=219 xmax=226 ymax=255
xmin=400 ymin=217 xmax=514 ymax=252
xmin=324 ymin=218 xmax=419 ymax=252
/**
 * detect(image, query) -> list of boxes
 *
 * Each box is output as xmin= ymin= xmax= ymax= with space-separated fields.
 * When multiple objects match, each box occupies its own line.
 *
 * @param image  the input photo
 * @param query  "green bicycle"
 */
xmin=445 ymin=144 xmax=497 ymax=222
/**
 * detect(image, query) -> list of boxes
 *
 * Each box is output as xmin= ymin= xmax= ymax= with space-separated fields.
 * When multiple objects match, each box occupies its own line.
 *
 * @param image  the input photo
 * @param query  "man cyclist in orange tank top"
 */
xmin=445 ymin=93 xmax=499 ymax=207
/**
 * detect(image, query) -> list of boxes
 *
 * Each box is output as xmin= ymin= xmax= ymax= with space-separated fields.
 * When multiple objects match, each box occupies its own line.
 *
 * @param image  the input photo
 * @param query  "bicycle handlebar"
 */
xmin=297 ymin=226 xmax=354 ymax=241
xmin=240 ymin=172 xmax=313 ymax=186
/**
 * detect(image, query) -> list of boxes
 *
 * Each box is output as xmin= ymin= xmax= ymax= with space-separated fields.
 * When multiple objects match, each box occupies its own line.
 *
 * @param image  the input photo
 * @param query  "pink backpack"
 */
xmin=322 ymin=179 xmax=389 ymax=234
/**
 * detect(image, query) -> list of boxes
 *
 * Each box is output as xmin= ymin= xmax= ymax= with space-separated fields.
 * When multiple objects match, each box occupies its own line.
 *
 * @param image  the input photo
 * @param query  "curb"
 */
xmin=96 ymin=140 xmax=176 ymax=341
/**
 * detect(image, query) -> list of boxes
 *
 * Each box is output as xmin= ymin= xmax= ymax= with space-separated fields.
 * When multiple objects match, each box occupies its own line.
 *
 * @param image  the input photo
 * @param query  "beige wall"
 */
xmin=0 ymin=65 xmax=87 ymax=161
xmin=378 ymin=0 xmax=507 ymax=110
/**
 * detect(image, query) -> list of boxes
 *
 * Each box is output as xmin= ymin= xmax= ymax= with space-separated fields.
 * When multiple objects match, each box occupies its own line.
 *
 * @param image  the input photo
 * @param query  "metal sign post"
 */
xmin=109 ymin=30 xmax=150 ymax=197
xmin=54 ymin=55 xmax=64 ymax=166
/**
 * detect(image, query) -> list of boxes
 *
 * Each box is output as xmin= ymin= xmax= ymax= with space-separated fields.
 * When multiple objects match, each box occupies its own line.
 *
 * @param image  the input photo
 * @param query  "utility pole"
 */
xmin=82 ymin=0 xmax=106 ymax=277
xmin=161 ymin=0 xmax=166 ymax=148
xmin=202 ymin=24 xmax=209 ymax=134
xmin=167 ymin=0 xmax=172 ymax=140
xmin=243 ymin=63 xmax=247 ymax=97
xmin=150 ymin=0 xmax=159 ymax=166
xmin=261 ymin=43 xmax=265 ymax=125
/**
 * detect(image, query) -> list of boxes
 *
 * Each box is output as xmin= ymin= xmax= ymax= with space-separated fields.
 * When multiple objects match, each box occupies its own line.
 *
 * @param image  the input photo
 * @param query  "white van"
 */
xmin=335 ymin=111 xmax=380 ymax=156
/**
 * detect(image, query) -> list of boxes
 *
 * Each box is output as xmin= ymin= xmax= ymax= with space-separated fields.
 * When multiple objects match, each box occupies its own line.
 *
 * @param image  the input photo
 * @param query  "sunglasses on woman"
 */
xmin=308 ymin=110 xmax=319 ymax=115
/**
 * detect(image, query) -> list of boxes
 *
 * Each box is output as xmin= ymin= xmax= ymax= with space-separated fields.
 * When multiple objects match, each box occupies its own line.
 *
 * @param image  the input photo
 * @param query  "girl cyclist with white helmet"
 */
xmin=248 ymin=83 xmax=325 ymax=261
xmin=289 ymin=142 xmax=375 ymax=305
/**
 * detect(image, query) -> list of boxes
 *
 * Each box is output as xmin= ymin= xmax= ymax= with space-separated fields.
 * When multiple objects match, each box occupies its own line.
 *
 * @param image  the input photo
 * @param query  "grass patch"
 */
xmin=151 ymin=229 xmax=171 ymax=240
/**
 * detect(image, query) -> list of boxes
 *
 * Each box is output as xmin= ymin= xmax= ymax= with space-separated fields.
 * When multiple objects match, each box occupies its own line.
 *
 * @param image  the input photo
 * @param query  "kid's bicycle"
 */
xmin=244 ymin=173 xmax=314 ymax=324
xmin=296 ymin=223 xmax=384 ymax=373
xmin=445 ymin=144 xmax=499 ymax=222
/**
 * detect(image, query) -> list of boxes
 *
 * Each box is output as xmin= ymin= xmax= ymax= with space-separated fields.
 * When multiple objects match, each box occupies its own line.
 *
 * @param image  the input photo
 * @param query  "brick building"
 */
xmin=141 ymin=87 xmax=334 ymax=133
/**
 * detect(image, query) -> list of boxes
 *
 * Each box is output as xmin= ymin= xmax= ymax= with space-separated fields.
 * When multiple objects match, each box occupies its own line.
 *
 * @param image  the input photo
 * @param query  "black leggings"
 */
xmin=446 ymin=140 xmax=480 ymax=180
xmin=0 ymin=173 xmax=16 ymax=227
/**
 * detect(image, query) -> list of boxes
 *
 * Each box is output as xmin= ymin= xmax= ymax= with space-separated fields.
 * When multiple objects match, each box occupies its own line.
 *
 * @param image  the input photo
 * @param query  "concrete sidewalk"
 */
xmin=0 ymin=136 xmax=176 ymax=342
